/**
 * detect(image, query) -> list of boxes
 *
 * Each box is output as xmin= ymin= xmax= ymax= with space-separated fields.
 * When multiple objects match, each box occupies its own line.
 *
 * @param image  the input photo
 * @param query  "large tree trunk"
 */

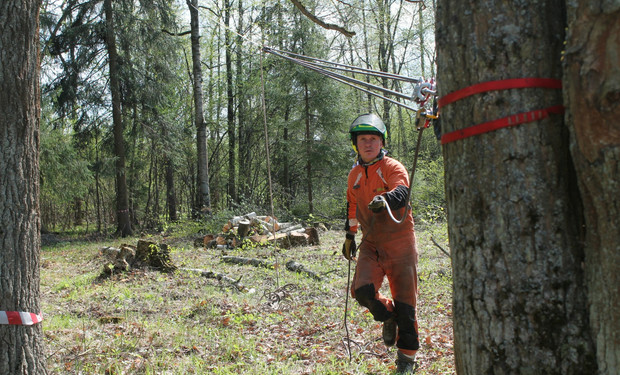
xmin=104 ymin=0 xmax=132 ymax=237
xmin=187 ymin=0 xmax=211 ymax=215
xmin=0 ymin=0 xmax=47 ymax=372
xmin=564 ymin=2 xmax=620 ymax=374
xmin=436 ymin=1 xmax=597 ymax=374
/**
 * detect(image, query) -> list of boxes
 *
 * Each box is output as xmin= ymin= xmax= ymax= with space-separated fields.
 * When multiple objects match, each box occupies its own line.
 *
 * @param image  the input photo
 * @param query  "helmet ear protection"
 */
xmin=349 ymin=113 xmax=387 ymax=152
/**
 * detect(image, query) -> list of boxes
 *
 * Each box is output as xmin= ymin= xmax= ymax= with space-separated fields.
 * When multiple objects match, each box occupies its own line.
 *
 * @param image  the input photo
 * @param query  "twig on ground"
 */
xmin=431 ymin=236 xmax=451 ymax=257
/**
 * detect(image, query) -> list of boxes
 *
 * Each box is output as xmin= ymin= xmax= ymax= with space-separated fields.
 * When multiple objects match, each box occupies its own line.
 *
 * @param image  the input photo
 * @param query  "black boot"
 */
xmin=395 ymin=350 xmax=417 ymax=374
xmin=382 ymin=316 xmax=397 ymax=346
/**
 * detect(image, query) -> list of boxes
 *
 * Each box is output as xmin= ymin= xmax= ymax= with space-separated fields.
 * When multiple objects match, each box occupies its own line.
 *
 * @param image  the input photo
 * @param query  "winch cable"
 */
xmin=263 ymin=47 xmax=439 ymax=226
xmin=264 ymin=47 xmax=421 ymax=84
xmin=263 ymin=47 xmax=430 ymax=112
xmin=291 ymin=58 xmax=421 ymax=112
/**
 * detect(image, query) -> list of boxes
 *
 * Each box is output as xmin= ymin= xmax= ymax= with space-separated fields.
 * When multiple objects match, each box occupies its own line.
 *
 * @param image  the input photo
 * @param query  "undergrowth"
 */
xmin=41 ymin=222 xmax=454 ymax=374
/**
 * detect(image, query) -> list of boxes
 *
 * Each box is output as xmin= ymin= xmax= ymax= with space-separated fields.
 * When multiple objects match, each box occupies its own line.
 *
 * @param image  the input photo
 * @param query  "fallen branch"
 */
xmin=222 ymin=256 xmax=322 ymax=281
xmin=431 ymin=236 xmax=451 ymax=257
xmin=181 ymin=267 xmax=246 ymax=291
xmin=286 ymin=260 xmax=322 ymax=281
xmin=222 ymin=255 xmax=275 ymax=269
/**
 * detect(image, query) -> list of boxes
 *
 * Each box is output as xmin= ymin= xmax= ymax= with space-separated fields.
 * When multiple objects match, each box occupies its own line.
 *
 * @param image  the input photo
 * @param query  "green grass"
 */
xmin=41 ymin=222 xmax=454 ymax=374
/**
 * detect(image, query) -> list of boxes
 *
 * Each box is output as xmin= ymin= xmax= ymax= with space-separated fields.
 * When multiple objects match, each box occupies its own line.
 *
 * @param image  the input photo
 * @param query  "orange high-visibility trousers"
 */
xmin=351 ymin=231 xmax=419 ymax=352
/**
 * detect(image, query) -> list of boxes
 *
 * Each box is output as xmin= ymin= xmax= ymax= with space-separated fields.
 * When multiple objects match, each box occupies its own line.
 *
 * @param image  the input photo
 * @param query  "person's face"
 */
xmin=356 ymin=133 xmax=383 ymax=163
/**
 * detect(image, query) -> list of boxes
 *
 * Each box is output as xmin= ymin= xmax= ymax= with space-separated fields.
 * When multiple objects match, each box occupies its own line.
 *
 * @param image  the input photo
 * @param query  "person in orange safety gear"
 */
xmin=342 ymin=113 xmax=419 ymax=374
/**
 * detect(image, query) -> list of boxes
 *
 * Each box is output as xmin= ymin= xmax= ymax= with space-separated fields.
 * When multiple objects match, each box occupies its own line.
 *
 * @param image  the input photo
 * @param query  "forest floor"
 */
xmin=41 ymin=221 xmax=454 ymax=374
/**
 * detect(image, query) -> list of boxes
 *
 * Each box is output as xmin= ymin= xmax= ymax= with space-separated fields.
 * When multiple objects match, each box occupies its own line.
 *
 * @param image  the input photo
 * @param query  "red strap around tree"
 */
xmin=440 ymin=105 xmax=565 ymax=144
xmin=438 ymin=78 xmax=563 ymax=144
xmin=438 ymin=78 xmax=562 ymax=108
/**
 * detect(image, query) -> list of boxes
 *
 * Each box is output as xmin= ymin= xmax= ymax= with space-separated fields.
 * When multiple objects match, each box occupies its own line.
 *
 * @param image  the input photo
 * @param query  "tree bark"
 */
xmin=187 ymin=0 xmax=211 ymax=216
xmin=564 ymin=2 xmax=620 ymax=373
xmin=104 ymin=0 xmax=132 ymax=237
xmin=304 ymin=84 xmax=314 ymax=214
xmin=225 ymin=0 xmax=237 ymax=206
xmin=236 ymin=0 xmax=249 ymax=200
xmin=436 ymin=0 xmax=596 ymax=373
xmin=0 ymin=0 xmax=47 ymax=372
xmin=165 ymin=154 xmax=177 ymax=221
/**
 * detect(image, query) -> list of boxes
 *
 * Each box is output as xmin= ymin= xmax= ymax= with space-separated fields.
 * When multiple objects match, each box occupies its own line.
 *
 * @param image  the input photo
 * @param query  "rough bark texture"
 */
xmin=104 ymin=0 xmax=132 ymax=237
xmin=187 ymin=0 xmax=211 ymax=215
xmin=0 ymin=0 xmax=47 ymax=372
xmin=436 ymin=1 xmax=597 ymax=374
xmin=564 ymin=2 xmax=620 ymax=374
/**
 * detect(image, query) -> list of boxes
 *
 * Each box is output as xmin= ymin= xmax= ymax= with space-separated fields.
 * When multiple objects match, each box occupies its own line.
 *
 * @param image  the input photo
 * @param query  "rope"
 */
xmin=376 ymin=110 xmax=428 ymax=224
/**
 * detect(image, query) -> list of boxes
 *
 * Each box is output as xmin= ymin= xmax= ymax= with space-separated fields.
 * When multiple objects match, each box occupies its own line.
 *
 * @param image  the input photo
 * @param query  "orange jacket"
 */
xmin=346 ymin=155 xmax=414 ymax=242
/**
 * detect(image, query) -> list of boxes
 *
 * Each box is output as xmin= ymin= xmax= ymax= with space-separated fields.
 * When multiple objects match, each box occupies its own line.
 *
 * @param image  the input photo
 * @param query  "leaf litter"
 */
xmin=41 ymin=223 xmax=454 ymax=374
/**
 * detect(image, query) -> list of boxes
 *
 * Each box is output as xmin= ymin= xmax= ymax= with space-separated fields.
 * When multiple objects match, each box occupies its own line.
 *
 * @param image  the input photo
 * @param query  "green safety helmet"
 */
xmin=349 ymin=113 xmax=387 ymax=152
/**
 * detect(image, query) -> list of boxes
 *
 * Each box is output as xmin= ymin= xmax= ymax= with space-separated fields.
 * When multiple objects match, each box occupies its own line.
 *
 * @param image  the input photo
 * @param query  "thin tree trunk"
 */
xmin=187 ymin=0 xmax=211 ymax=216
xmin=436 ymin=0 xmax=597 ymax=373
xmin=165 ymin=155 xmax=177 ymax=221
xmin=283 ymin=108 xmax=291 ymax=210
xmin=304 ymin=84 xmax=313 ymax=214
xmin=564 ymin=2 xmax=620 ymax=373
xmin=376 ymin=0 xmax=392 ymax=143
xmin=104 ymin=0 xmax=132 ymax=237
xmin=236 ymin=0 xmax=248 ymax=200
xmin=225 ymin=0 xmax=237 ymax=206
xmin=0 ymin=0 xmax=47 ymax=372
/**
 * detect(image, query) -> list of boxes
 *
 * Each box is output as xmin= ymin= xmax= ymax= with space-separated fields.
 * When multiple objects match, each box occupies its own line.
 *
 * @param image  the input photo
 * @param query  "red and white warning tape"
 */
xmin=0 ymin=311 xmax=43 ymax=325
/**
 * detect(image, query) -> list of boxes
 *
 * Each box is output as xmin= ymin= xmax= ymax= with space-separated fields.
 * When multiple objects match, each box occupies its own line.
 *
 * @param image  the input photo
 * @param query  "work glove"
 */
xmin=368 ymin=195 xmax=387 ymax=213
xmin=342 ymin=233 xmax=357 ymax=260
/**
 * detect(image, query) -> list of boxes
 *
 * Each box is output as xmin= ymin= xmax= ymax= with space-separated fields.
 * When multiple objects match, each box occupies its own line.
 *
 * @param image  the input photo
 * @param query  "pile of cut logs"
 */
xmin=197 ymin=212 xmax=320 ymax=249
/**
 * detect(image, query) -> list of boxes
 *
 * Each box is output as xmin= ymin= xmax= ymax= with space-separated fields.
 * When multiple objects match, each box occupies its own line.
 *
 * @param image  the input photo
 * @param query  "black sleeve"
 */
xmin=344 ymin=201 xmax=351 ymax=231
xmin=384 ymin=184 xmax=409 ymax=210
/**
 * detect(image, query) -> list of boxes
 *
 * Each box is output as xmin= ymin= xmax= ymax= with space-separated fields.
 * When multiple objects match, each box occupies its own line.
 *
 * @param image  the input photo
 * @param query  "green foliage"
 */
xmin=38 ymin=0 xmax=443 ymax=234
xmin=39 ymin=119 xmax=92 ymax=207
xmin=411 ymin=157 xmax=447 ymax=225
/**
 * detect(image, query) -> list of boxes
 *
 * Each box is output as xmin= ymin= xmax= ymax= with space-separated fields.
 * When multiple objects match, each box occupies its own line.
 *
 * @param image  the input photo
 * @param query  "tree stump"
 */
xmin=136 ymin=239 xmax=176 ymax=272
xmin=237 ymin=219 xmax=251 ymax=237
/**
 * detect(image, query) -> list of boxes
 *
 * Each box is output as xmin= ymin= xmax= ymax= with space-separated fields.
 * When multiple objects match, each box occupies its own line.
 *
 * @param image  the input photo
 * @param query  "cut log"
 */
xmin=280 ymin=224 xmax=303 ymax=233
xmin=248 ymin=234 xmax=269 ymax=245
xmin=265 ymin=215 xmax=280 ymax=231
xmin=237 ymin=219 xmax=251 ymax=237
xmin=288 ymin=231 xmax=309 ymax=247
xmin=223 ymin=256 xmax=322 ymax=281
xmin=222 ymin=255 xmax=275 ymax=269
xmin=100 ymin=244 xmax=137 ymax=275
xmin=252 ymin=217 xmax=276 ymax=233
xmin=285 ymin=260 xmax=322 ymax=281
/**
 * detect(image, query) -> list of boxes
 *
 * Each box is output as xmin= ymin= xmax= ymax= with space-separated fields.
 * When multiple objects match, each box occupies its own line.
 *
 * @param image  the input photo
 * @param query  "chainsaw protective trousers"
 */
xmin=351 ymin=233 xmax=419 ymax=352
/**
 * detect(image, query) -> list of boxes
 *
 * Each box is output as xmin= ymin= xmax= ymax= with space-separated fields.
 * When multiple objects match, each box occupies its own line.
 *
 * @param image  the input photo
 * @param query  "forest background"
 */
xmin=34 ymin=1 xmax=449 ymax=373
xmin=39 ymin=0 xmax=443 ymax=235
